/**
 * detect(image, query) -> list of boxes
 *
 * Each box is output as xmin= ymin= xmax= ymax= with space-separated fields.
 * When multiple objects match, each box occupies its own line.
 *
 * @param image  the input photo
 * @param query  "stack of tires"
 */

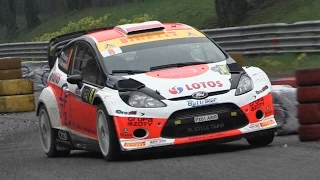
xmin=271 ymin=77 xmax=297 ymax=88
xmin=296 ymin=68 xmax=320 ymax=141
xmin=0 ymin=57 xmax=35 ymax=113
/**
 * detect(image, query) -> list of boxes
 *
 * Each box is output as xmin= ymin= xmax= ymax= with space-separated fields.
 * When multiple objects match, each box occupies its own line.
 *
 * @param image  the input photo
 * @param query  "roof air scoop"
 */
xmin=115 ymin=21 xmax=165 ymax=35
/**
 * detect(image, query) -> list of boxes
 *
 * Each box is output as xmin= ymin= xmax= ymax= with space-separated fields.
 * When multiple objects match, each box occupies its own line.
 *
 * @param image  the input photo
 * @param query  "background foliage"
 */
xmin=34 ymin=14 xmax=153 ymax=41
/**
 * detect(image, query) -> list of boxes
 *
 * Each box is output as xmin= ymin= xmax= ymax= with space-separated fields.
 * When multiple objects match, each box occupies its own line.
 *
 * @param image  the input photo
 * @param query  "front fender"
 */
xmin=244 ymin=66 xmax=272 ymax=96
xmin=94 ymin=88 xmax=129 ymax=116
xmin=37 ymin=86 xmax=62 ymax=128
xmin=92 ymin=92 xmax=116 ymax=116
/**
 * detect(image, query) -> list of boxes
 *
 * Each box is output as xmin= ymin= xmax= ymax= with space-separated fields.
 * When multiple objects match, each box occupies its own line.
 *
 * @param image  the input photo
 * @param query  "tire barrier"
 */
xmin=297 ymin=86 xmax=320 ymax=104
xmin=296 ymin=68 xmax=320 ymax=87
xmin=0 ymin=94 xmax=35 ymax=113
xmin=271 ymin=85 xmax=298 ymax=135
xmin=0 ymin=57 xmax=21 ymax=70
xmin=298 ymin=125 xmax=320 ymax=142
xmin=296 ymin=68 xmax=320 ymax=142
xmin=0 ymin=57 xmax=35 ymax=113
xmin=297 ymin=104 xmax=320 ymax=125
xmin=0 ymin=79 xmax=34 ymax=96
xmin=271 ymin=77 xmax=297 ymax=88
xmin=0 ymin=69 xmax=22 ymax=80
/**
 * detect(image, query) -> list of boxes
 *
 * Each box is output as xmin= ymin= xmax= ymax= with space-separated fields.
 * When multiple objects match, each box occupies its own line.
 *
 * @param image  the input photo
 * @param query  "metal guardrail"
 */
xmin=0 ymin=42 xmax=48 ymax=59
xmin=1 ymin=20 xmax=320 ymax=60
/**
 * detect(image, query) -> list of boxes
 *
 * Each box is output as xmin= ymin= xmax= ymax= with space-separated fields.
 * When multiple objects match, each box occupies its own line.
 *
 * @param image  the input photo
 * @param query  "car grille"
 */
xmin=168 ymin=90 xmax=230 ymax=101
xmin=161 ymin=103 xmax=249 ymax=138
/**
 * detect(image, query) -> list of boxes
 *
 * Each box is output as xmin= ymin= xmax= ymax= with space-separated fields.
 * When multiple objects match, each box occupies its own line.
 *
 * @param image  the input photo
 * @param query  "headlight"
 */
xmin=235 ymin=75 xmax=253 ymax=96
xmin=128 ymin=91 xmax=166 ymax=108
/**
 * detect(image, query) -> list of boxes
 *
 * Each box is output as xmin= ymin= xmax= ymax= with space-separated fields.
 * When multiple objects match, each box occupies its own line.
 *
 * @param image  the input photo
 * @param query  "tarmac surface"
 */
xmin=1 ymin=92 xmax=320 ymax=180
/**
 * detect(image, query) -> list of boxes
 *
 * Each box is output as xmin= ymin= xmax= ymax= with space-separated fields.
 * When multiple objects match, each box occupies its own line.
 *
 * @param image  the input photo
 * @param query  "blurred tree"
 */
xmin=215 ymin=0 xmax=248 ymax=28
xmin=79 ymin=0 xmax=92 ymax=9
xmin=0 ymin=0 xmax=19 ymax=38
xmin=24 ymin=0 xmax=41 ymax=29
xmin=8 ymin=0 xmax=16 ymax=21
xmin=66 ymin=0 xmax=92 ymax=10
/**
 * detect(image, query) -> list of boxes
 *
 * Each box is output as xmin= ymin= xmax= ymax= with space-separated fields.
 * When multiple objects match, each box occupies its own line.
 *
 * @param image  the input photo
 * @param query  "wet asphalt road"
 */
xmin=1 ymin=93 xmax=320 ymax=180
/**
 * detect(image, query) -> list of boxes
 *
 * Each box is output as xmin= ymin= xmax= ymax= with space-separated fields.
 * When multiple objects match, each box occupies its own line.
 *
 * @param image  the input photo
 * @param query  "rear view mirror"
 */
xmin=67 ymin=74 xmax=83 ymax=89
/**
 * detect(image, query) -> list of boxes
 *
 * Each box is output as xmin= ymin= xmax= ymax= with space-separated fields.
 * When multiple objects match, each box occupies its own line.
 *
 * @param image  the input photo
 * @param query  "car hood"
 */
xmin=123 ymin=61 xmax=233 ymax=99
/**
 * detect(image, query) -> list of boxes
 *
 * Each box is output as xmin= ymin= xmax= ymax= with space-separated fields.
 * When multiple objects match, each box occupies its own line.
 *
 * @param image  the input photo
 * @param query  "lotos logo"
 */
xmin=168 ymin=86 xmax=184 ymax=94
xmin=185 ymin=81 xmax=223 ymax=90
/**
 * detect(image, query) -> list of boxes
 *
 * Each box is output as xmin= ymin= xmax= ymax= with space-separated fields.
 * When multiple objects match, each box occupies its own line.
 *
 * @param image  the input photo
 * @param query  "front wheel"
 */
xmin=96 ymin=104 xmax=121 ymax=161
xmin=246 ymin=132 xmax=275 ymax=147
xmin=38 ymin=105 xmax=70 ymax=158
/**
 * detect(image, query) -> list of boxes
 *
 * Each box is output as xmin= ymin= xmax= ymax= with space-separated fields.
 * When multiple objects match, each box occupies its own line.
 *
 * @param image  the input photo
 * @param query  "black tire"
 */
xmin=296 ymin=68 xmax=320 ymax=87
xmin=299 ymin=124 xmax=320 ymax=142
xmin=96 ymin=104 xmax=121 ymax=161
xmin=38 ymin=104 xmax=70 ymax=158
xmin=297 ymin=86 xmax=320 ymax=104
xmin=246 ymin=132 xmax=275 ymax=147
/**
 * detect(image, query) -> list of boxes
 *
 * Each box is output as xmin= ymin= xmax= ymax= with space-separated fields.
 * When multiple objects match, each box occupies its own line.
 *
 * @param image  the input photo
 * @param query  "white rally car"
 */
xmin=37 ymin=21 xmax=277 ymax=161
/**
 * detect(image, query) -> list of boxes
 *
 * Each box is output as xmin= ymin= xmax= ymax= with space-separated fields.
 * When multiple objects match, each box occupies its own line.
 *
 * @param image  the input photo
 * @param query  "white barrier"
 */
xmin=271 ymin=85 xmax=298 ymax=135
xmin=20 ymin=61 xmax=298 ymax=135
xmin=21 ymin=61 xmax=50 ymax=92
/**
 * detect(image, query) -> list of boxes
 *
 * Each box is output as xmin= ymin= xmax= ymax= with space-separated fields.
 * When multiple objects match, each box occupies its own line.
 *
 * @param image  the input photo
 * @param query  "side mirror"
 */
xmin=67 ymin=74 xmax=83 ymax=89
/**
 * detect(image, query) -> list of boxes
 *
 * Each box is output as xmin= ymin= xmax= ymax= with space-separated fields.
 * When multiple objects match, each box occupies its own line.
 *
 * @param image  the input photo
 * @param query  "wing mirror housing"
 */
xmin=67 ymin=74 xmax=83 ymax=89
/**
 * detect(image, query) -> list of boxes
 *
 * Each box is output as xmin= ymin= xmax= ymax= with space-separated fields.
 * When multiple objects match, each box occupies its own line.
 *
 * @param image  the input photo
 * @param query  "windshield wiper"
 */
xmin=150 ymin=61 xmax=212 ymax=71
xmin=111 ymin=70 xmax=147 ymax=75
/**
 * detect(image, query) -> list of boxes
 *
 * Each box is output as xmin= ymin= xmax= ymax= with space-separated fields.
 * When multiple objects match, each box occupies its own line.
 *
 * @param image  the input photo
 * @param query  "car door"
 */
xmin=53 ymin=43 xmax=75 ymax=128
xmin=68 ymin=41 xmax=105 ymax=139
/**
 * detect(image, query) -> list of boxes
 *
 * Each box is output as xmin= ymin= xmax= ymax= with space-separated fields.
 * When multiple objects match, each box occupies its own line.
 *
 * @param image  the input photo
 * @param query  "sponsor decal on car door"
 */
xmin=69 ymin=84 xmax=98 ymax=138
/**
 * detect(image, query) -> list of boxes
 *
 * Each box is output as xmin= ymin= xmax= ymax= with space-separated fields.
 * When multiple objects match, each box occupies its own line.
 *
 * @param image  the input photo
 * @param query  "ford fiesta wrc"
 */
xmin=37 ymin=21 xmax=277 ymax=161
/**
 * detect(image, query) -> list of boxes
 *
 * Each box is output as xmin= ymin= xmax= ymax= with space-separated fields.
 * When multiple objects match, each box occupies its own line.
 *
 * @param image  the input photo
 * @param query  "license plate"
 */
xmin=194 ymin=114 xmax=219 ymax=123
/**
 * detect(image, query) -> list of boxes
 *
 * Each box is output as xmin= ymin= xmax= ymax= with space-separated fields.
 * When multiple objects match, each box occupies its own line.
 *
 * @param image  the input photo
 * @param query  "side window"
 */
xmin=58 ymin=45 xmax=74 ymax=73
xmin=72 ymin=43 xmax=104 ymax=85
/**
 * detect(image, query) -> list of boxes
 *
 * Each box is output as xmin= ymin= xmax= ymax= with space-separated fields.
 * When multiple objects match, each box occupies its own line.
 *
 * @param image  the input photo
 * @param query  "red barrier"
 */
xmin=271 ymin=77 xmax=297 ymax=88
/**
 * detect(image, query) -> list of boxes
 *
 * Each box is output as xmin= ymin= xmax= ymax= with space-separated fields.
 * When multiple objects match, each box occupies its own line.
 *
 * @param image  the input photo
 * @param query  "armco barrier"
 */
xmin=1 ymin=20 xmax=320 ymax=59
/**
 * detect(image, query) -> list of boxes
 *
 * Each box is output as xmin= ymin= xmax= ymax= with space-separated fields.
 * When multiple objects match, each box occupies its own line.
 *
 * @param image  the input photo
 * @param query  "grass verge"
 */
xmin=244 ymin=53 xmax=320 ymax=77
xmin=3 ymin=0 xmax=215 ymax=43
xmin=3 ymin=0 xmax=320 ymax=43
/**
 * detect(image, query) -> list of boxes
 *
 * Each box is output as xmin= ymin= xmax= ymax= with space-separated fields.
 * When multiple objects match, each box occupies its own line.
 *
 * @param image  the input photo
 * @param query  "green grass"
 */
xmin=241 ymin=0 xmax=320 ymax=25
xmin=244 ymin=53 xmax=320 ymax=77
xmin=1 ymin=0 xmax=215 ymax=43
xmin=2 ymin=0 xmax=320 ymax=43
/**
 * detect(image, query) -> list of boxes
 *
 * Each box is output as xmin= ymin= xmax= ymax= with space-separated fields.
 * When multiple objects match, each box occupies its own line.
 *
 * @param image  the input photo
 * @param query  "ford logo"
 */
xmin=192 ymin=91 xmax=208 ymax=100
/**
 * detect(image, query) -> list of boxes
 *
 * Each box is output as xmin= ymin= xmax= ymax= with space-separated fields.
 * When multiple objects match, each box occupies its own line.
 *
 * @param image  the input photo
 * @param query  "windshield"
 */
xmin=101 ymin=37 xmax=227 ymax=74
